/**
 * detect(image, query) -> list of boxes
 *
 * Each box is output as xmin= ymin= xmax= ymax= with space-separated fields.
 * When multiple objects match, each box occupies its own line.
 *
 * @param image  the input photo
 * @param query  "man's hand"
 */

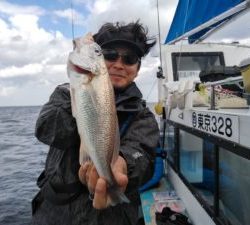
xmin=78 ymin=156 xmax=128 ymax=209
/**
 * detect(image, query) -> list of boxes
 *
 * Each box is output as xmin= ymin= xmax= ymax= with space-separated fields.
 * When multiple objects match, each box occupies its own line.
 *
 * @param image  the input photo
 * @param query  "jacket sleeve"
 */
xmin=35 ymin=84 xmax=80 ymax=150
xmin=120 ymin=108 xmax=160 ymax=193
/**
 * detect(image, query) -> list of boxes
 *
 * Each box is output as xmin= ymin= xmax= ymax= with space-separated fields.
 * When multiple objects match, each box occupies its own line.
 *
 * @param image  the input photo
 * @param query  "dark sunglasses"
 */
xmin=102 ymin=49 xmax=140 ymax=65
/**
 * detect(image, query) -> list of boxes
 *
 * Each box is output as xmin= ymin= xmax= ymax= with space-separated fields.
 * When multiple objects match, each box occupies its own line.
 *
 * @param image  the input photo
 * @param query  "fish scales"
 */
xmin=67 ymin=33 xmax=129 ymax=205
xmin=76 ymin=89 xmax=98 ymax=159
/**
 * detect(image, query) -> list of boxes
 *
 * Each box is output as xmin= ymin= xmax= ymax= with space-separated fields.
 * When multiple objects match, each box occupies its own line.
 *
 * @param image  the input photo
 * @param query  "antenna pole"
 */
xmin=157 ymin=0 xmax=162 ymax=65
xmin=70 ymin=0 xmax=75 ymax=41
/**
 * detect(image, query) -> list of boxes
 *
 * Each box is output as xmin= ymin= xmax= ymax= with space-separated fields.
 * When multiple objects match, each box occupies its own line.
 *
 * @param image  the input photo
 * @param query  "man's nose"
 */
xmin=112 ymin=56 xmax=125 ymax=68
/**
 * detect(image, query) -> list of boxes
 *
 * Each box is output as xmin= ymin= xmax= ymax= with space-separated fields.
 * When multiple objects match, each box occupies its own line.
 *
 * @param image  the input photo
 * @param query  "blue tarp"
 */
xmin=165 ymin=0 xmax=245 ymax=44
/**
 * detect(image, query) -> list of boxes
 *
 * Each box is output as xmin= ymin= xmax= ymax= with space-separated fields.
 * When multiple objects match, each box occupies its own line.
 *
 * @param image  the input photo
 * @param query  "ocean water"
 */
xmin=0 ymin=103 xmax=159 ymax=225
xmin=0 ymin=106 xmax=47 ymax=225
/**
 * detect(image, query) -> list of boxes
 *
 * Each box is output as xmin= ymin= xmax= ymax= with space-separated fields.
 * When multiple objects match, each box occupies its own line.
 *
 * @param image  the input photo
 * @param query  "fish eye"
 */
xmin=94 ymin=48 xmax=102 ymax=56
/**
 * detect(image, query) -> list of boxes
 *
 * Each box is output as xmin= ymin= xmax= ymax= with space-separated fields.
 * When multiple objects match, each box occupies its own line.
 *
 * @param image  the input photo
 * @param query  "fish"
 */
xmin=67 ymin=33 xmax=129 ymax=206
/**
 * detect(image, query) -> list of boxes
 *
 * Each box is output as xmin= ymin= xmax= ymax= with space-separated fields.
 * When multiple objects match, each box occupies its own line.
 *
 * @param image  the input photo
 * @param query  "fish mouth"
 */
xmin=68 ymin=61 xmax=92 ymax=74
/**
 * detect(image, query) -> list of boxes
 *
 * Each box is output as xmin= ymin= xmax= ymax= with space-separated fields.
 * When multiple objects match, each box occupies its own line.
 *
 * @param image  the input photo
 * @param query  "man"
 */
xmin=32 ymin=21 xmax=160 ymax=225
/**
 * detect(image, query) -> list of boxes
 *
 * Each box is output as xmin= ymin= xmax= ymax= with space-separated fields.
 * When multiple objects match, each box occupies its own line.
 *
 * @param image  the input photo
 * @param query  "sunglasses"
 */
xmin=102 ymin=49 xmax=140 ymax=65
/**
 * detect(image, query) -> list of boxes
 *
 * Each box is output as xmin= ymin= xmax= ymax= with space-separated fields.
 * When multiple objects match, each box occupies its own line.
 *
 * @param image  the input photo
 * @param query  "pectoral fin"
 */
xmin=70 ymin=87 xmax=77 ymax=118
xmin=79 ymin=141 xmax=91 ymax=165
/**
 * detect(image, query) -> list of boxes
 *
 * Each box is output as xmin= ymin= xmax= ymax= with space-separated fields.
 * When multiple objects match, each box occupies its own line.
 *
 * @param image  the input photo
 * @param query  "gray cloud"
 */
xmin=0 ymin=0 xmax=45 ymax=16
xmin=207 ymin=9 xmax=250 ymax=44
xmin=1 ymin=0 xmax=250 ymax=106
xmin=0 ymin=11 xmax=71 ymax=104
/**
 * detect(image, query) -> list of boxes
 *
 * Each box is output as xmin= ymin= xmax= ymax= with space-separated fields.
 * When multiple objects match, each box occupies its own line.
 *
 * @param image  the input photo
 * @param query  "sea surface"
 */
xmin=0 ymin=103 xmax=159 ymax=225
xmin=0 ymin=106 xmax=47 ymax=225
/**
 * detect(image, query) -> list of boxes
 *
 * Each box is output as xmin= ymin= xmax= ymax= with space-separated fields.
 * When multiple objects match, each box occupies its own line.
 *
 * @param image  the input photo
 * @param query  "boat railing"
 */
xmin=203 ymin=76 xmax=244 ymax=110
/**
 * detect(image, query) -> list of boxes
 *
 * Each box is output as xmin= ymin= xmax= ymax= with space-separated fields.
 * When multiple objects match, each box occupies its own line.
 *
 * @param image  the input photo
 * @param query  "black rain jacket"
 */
xmin=31 ymin=82 xmax=159 ymax=225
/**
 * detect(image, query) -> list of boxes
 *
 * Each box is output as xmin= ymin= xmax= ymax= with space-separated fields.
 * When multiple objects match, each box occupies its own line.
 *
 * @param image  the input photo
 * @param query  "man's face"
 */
xmin=103 ymin=47 xmax=140 ymax=89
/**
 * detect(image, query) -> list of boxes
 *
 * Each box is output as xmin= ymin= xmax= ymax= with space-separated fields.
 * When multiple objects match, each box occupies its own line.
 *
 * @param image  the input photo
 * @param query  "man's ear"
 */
xmin=72 ymin=39 xmax=76 ymax=50
xmin=137 ymin=60 xmax=141 ymax=71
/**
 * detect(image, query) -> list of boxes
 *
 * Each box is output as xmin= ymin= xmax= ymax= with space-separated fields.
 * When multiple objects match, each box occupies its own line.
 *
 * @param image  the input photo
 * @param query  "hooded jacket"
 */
xmin=31 ymin=82 xmax=159 ymax=225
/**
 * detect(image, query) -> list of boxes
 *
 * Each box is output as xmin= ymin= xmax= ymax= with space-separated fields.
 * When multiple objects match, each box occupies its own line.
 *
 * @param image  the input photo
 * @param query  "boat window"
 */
xmin=179 ymin=130 xmax=215 ymax=208
xmin=179 ymin=130 xmax=203 ymax=183
xmin=172 ymin=52 xmax=224 ymax=81
xmin=165 ymin=115 xmax=250 ymax=225
xmin=219 ymin=147 xmax=250 ymax=225
xmin=164 ymin=124 xmax=175 ymax=165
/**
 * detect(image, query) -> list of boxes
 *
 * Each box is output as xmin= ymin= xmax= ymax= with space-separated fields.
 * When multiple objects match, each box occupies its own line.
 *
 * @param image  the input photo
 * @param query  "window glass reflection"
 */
xmin=164 ymin=124 xmax=175 ymax=164
xmin=179 ymin=130 xmax=215 ymax=207
xmin=179 ymin=131 xmax=203 ymax=182
xmin=174 ymin=54 xmax=222 ymax=80
xmin=219 ymin=148 xmax=250 ymax=225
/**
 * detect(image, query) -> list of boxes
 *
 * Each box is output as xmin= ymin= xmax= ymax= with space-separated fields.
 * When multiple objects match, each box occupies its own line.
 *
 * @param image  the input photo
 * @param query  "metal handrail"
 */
xmin=203 ymin=76 xmax=243 ymax=110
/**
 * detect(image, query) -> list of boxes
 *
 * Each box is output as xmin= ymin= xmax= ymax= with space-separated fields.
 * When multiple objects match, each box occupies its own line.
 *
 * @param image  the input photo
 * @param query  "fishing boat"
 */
xmin=140 ymin=1 xmax=250 ymax=225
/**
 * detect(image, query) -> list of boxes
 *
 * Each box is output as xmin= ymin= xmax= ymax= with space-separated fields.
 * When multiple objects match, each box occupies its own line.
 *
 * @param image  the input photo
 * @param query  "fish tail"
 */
xmin=108 ymin=186 xmax=130 ymax=206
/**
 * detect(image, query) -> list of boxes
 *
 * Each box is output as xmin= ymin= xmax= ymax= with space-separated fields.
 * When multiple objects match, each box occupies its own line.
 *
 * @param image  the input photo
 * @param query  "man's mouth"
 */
xmin=110 ymin=74 xmax=126 ymax=78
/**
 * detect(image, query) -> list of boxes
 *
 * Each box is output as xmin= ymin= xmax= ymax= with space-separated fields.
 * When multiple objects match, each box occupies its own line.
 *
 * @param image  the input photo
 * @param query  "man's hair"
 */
xmin=93 ymin=20 xmax=156 ymax=57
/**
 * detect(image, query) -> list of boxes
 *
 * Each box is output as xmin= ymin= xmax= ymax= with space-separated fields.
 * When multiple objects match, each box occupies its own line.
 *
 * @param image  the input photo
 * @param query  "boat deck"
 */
xmin=140 ymin=176 xmax=188 ymax=225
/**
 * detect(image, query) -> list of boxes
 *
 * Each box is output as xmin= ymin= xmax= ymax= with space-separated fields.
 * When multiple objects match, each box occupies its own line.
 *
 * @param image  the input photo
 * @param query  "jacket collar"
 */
xmin=115 ymin=82 xmax=144 ymax=112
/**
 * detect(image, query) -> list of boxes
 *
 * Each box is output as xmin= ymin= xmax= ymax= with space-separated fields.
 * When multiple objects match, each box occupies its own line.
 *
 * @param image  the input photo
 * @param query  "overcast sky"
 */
xmin=0 ymin=0 xmax=250 ymax=106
